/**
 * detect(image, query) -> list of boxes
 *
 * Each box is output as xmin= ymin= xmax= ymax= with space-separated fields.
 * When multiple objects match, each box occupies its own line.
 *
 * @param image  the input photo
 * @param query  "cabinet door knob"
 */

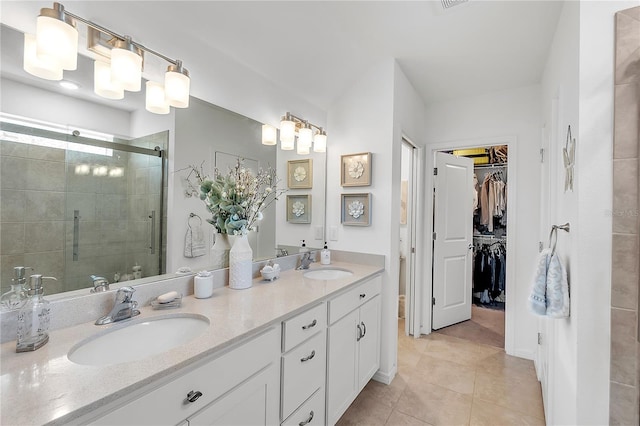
xmin=361 ymin=321 xmax=367 ymax=338
xmin=186 ymin=390 xmax=203 ymax=403
xmin=300 ymin=350 xmax=316 ymax=362
xmin=359 ymin=293 xmax=366 ymax=299
xmin=302 ymin=319 xmax=317 ymax=330
xmin=356 ymin=324 xmax=362 ymax=342
xmin=299 ymin=410 xmax=314 ymax=426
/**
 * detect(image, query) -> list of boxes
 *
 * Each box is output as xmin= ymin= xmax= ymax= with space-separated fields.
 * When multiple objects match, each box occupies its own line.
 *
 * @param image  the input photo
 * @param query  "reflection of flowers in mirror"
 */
xmin=292 ymin=201 xmax=305 ymax=217
xmin=348 ymin=200 xmax=365 ymax=219
xmin=186 ymin=159 xmax=286 ymax=235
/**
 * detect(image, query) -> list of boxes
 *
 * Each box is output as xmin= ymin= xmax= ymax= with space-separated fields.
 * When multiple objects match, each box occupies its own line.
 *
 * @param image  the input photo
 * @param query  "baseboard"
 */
xmin=372 ymin=365 xmax=397 ymax=385
xmin=512 ymin=349 xmax=535 ymax=361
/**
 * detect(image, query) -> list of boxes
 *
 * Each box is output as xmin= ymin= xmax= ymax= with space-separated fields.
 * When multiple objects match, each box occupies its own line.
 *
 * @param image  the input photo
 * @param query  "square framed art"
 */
xmin=341 ymin=193 xmax=371 ymax=226
xmin=341 ymin=152 xmax=371 ymax=187
xmin=287 ymin=159 xmax=313 ymax=189
xmin=286 ymin=194 xmax=312 ymax=223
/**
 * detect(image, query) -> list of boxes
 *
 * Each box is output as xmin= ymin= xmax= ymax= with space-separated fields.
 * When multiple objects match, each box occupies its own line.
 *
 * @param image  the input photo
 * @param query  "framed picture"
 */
xmin=341 ymin=193 xmax=372 ymax=226
xmin=341 ymin=152 xmax=372 ymax=187
xmin=287 ymin=195 xmax=312 ymax=224
xmin=287 ymin=159 xmax=313 ymax=189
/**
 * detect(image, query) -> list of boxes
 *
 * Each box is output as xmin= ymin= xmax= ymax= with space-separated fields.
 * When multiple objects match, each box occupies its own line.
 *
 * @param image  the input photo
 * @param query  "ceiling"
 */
xmin=0 ymin=1 xmax=564 ymax=111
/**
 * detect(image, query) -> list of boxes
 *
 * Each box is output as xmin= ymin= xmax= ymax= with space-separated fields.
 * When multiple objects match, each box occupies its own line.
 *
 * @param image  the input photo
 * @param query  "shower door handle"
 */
xmin=73 ymin=210 xmax=81 ymax=261
xmin=149 ymin=210 xmax=156 ymax=254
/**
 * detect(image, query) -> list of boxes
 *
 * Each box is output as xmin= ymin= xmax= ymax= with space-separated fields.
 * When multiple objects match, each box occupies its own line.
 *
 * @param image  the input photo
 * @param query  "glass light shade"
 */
xmin=164 ymin=69 xmax=190 ymax=108
xmin=261 ymin=124 xmax=277 ymax=145
xmin=280 ymin=119 xmax=295 ymax=150
xmin=110 ymin=47 xmax=142 ymax=92
xmin=23 ymin=33 xmax=63 ymax=80
xmin=313 ymin=133 xmax=327 ymax=153
xmin=94 ymin=60 xmax=124 ymax=100
xmin=296 ymin=141 xmax=310 ymax=155
xmin=36 ymin=15 xmax=78 ymax=70
xmin=145 ymin=81 xmax=170 ymax=114
xmin=298 ymin=127 xmax=312 ymax=149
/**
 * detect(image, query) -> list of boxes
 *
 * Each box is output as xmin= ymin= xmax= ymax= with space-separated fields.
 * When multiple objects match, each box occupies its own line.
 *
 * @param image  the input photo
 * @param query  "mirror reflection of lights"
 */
xmin=108 ymin=167 xmax=124 ymax=177
xmin=92 ymin=166 xmax=108 ymax=176
xmin=74 ymin=164 xmax=90 ymax=175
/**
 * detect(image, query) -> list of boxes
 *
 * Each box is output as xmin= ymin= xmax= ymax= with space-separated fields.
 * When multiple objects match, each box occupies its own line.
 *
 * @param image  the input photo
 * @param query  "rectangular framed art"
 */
xmin=287 ymin=159 xmax=313 ymax=189
xmin=286 ymin=194 xmax=312 ymax=224
xmin=341 ymin=152 xmax=371 ymax=187
xmin=341 ymin=193 xmax=371 ymax=226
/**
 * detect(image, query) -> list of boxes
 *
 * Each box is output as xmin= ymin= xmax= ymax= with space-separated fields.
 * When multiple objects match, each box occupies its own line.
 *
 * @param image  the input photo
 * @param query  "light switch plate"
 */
xmin=314 ymin=226 xmax=323 ymax=240
xmin=329 ymin=226 xmax=338 ymax=241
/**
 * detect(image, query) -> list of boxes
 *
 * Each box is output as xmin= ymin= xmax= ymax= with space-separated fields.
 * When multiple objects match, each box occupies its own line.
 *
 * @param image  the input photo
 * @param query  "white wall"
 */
xmin=423 ymin=84 xmax=542 ymax=359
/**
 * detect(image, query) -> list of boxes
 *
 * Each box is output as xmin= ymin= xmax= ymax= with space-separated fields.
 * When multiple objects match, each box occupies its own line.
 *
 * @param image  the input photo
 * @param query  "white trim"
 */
xmin=423 ymin=136 xmax=517 ymax=356
xmin=372 ymin=365 xmax=397 ymax=385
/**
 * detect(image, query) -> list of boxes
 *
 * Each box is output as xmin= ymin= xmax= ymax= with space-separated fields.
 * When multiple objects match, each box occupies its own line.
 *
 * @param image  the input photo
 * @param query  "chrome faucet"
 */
xmin=95 ymin=286 xmax=140 ymax=325
xmin=276 ymin=248 xmax=288 ymax=257
xmin=297 ymin=251 xmax=315 ymax=270
xmin=90 ymin=275 xmax=110 ymax=293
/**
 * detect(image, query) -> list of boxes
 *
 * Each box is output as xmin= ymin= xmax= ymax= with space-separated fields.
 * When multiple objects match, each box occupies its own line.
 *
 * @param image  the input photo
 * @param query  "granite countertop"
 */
xmin=0 ymin=261 xmax=383 ymax=426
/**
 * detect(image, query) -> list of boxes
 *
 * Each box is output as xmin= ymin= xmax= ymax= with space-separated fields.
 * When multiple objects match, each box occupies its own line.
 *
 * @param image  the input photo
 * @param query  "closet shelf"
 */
xmin=474 ymin=163 xmax=507 ymax=169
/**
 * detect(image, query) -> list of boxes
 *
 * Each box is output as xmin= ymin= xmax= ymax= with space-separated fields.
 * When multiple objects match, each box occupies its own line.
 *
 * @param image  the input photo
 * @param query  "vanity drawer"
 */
xmin=281 ymin=387 xmax=325 ymax=426
xmin=282 ymin=302 xmax=326 ymax=352
xmin=281 ymin=329 xmax=326 ymax=420
xmin=328 ymin=275 xmax=381 ymax=325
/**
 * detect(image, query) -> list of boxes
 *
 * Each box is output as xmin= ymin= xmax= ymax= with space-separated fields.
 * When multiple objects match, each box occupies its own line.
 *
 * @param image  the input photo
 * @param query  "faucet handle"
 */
xmin=115 ymin=286 xmax=136 ymax=303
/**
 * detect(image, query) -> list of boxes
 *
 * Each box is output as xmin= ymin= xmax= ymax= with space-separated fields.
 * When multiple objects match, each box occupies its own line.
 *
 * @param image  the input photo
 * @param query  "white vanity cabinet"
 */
xmin=88 ymin=327 xmax=280 ymax=426
xmin=280 ymin=302 xmax=327 ymax=426
xmin=326 ymin=275 xmax=382 ymax=425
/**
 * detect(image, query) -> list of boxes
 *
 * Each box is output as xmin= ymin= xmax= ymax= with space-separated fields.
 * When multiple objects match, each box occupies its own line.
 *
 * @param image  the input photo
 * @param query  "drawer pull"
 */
xmin=300 ymin=350 xmax=316 ymax=362
xmin=356 ymin=324 xmax=362 ymax=342
xmin=302 ymin=319 xmax=317 ymax=330
xmin=299 ymin=410 xmax=314 ymax=426
xmin=361 ymin=321 xmax=367 ymax=338
xmin=186 ymin=390 xmax=203 ymax=403
xmin=359 ymin=293 xmax=366 ymax=299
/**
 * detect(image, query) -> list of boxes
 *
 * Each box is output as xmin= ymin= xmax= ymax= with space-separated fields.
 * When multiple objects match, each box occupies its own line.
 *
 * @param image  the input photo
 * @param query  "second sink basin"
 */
xmin=68 ymin=314 xmax=210 ymax=366
xmin=303 ymin=268 xmax=354 ymax=280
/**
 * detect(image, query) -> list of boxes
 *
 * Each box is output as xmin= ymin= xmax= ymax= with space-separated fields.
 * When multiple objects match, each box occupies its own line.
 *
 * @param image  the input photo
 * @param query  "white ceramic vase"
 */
xmin=229 ymin=234 xmax=253 ymax=290
xmin=211 ymin=232 xmax=231 ymax=270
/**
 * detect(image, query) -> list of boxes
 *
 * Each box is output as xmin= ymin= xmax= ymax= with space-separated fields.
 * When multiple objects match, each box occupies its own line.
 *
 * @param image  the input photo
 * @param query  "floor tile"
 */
xmin=413 ymin=354 xmax=477 ymax=395
xmin=469 ymin=399 xmax=546 ymax=425
xmin=336 ymin=388 xmax=394 ymax=426
xmin=396 ymin=380 xmax=473 ymax=426
xmin=473 ymin=371 xmax=545 ymax=419
xmin=386 ymin=409 xmax=434 ymax=425
xmin=423 ymin=333 xmax=502 ymax=367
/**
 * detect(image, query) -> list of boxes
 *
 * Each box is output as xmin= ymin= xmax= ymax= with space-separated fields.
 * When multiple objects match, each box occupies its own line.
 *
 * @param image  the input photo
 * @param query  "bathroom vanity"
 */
xmin=0 ymin=260 xmax=383 ymax=425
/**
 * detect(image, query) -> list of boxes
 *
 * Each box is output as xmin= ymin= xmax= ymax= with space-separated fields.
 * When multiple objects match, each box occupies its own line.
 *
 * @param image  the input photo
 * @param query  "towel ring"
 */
xmin=548 ymin=223 xmax=570 ymax=256
xmin=188 ymin=213 xmax=202 ymax=229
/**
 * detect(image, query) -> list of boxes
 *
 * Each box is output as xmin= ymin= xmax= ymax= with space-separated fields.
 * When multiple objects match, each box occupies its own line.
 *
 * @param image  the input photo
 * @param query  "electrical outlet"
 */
xmin=329 ymin=226 xmax=338 ymax=241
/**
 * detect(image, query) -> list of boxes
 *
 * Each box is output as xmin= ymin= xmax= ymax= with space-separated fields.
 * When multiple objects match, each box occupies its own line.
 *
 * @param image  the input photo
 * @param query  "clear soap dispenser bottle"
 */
xmin=1 ymin=266 xmax=32 ymax=311
xmin=16 ymin=274 xmax=57 ymax=353
xmin=300 ymin=240 xmax=309 ymax=253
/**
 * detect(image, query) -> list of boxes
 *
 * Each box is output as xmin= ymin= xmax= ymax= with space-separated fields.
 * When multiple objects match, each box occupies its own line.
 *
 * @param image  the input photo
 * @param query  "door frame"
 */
xmin=422 ymin=136 xmax=517 ymax=356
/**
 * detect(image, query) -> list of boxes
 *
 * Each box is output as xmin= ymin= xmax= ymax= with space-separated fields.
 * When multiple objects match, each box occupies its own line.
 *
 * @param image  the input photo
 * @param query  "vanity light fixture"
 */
xmin=59 ymin=80 xmax=79 ymax=90
xmin=265 ymin=112 xmax=328 ymax=155
xmin=23 ymin=2 xmax=192 ymax=114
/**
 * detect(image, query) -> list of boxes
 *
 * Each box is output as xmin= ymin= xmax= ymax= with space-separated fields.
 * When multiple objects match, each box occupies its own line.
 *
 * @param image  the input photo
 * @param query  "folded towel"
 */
xmin=528 ymin=248 xmax=570 ymax=318
xmin=184 ymin=222 xmax=206 ymax=258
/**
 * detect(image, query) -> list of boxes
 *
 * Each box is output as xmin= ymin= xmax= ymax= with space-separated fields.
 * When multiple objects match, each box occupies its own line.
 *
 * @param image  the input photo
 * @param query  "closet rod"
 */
xmin=474 ymin=163 xmax=507 ymax=169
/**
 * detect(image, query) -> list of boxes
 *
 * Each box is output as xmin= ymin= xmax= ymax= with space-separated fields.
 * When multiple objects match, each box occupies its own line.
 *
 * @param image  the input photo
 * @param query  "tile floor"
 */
xmin=337 ymin=320 xmax=545 ymax=425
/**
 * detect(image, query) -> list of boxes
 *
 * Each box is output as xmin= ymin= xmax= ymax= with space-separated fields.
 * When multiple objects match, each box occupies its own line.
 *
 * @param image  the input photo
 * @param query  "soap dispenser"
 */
xmin=16 ymin=274 xmax=57 ymax=353
xmin=321 ymin=242 xmax=331 ymax=265
xmin=300 ymin=240 xmax=309 ymax=253
xmin=1 ymin=266 xmax=32 ymax=310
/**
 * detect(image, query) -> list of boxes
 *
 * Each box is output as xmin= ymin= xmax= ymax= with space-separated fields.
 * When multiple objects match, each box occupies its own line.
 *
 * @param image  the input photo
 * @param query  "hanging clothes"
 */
xmin=472 ymin=240 xmax=506 ymax=305
xmin=477 ymin=171 xmax=507 ymax=234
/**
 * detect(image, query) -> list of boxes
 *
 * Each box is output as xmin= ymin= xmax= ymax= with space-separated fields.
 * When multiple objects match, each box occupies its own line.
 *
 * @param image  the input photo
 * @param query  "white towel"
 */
xmin=184 ymin=223 xmax=206 ymax=258
xmin=528 ymin=249 xmax=570 ymax=318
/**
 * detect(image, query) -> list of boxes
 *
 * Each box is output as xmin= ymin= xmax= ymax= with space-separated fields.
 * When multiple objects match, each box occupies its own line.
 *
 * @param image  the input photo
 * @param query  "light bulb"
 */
xmin=110 ymin=39 xmax=142 ymax=92
xmin=36 ymin=4 xmax=78 ymax=70
xmin=94 ymin=60 xmax=124 ymax=100
xmin=297 ymin=141 xmax=310 ymax=155
xmin=23 ymin=33 xmax=63 ymax=80
xmin=298 ymin=127 xmax=312 ymax=149
xmin=280 ymin=118 xmax=295 ymax=150
xmin=145 ymin=81 xmax=170 ymax=114
xmin=313 ymin=132 xmax=327 ymax=153
xmin=262 ymin=124 xmax=277 ymax=146
xmin=165 ymin=62 xmax=190 ymax=108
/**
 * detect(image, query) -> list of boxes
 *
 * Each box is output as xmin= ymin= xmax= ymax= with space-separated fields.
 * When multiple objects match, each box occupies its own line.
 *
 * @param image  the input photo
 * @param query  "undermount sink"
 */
xmin=303 ymin=268 xmax=354 ymax=280
xmin=68 ymin=314 xmax=210 ymax=366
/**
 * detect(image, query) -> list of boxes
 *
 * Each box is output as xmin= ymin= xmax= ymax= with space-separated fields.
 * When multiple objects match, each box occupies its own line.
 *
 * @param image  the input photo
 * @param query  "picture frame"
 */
xmin=286 ymin=194 xmax=312 ymax=224
xmin=341 ymin=152 xmax=372 ymax=187
xmin=287 ymin=159 xmax=313 ymax=189
xmin=341 ymin=193 xmax=372 ymax=226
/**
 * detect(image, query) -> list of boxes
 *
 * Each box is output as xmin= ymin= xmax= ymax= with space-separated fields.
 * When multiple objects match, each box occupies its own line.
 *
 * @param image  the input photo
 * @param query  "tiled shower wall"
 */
xmin=611 ymin=6 xmax=640 ymax=425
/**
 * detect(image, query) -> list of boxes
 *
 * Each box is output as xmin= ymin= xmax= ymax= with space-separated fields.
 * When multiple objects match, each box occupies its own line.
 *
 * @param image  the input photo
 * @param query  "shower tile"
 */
xmin=27 ymin=145 xmax=64 ymax=162
xmin=23 ymin=251 xmax=64 ymax=285
xmin=128 ymin=195 xmax=149 ymax=221
xmin=133 ymin=168 xmax=150 ymax=195
xmin=66 ymin=164 xmax=98 ymax=193
xmin=96 ymin=194 xmax=126 ymax=221
xmin=0 ymin=141 xmax=28 ymax=158
xmin=24 ymin=191 xmax=65 ymax=221
xmin=613 ymin=83 xmax=639 ymax=159
xmin=24 ymin=222 xmax=64 ymax=253
xmin=612 ymin=159 xmax=639 ymax=234
xmin=26 ymin=160 xmax=65 ymax=191
xmin=1 ymin=254 xmax=25 ymax=293
xmin=612 ymin=234 xmax=639 ymax=309
xmin=615 ymin=12 xmax=640 ymax=84
xmin=1 ymin=156 xmax=28 ymax=190
xmin=1 ymin=223 xmax=25 ymax=254
xmin=611 ymin=307 xmax=638 ymax=386
xmin=610 ymin=381 xmax=639 ymax=425
xmin=0 ymin=190 xmax=26 ymax=222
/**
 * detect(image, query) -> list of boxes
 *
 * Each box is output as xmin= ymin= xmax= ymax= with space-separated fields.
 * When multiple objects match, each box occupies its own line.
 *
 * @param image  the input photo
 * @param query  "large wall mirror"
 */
xmin=0 ymin=24 xmax=326 ymax=300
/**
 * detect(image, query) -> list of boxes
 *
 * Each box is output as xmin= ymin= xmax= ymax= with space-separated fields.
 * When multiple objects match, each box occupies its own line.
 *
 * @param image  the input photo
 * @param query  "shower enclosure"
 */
xmin=0 ymin=120 xmax=167 ymax=296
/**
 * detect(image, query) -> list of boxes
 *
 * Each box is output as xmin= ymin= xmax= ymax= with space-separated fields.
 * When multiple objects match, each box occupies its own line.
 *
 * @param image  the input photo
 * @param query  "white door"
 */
xmin=432 ymin=152 xmax=474 ymax=330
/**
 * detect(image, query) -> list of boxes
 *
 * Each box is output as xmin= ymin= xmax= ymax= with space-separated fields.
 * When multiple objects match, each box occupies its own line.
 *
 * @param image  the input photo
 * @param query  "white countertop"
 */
xmin=0 ymin=261 xmax=383 ymax=426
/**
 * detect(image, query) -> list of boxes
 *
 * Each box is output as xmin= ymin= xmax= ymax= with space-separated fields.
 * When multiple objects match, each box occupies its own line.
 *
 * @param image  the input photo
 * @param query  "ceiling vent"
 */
xmin=441 ymin=0 xmax=469 ymax=9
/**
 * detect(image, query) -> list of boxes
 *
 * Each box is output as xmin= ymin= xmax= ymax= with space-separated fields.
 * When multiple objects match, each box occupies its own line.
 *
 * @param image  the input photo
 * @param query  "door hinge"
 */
xmin=538 ymin=241 xmax=543 ymax=253
xmin=432 ymin=232 xmax=437 ymax=240
xmin=432 ymin=297 xmax=436 ymax=306
xmin=538 ymin=332 xmax=542 ymax=345
xmin=540 ymin=148 xmax=545 ymax=163
xmin=411 ymin=247 xmax=416 ymax=254
xmin=433 ymin=167 xmax=438 ymax=176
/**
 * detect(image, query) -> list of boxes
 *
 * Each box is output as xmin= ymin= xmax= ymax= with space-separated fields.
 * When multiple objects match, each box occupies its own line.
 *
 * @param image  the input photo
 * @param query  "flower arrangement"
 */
xmin=186 ymin=159 xmax=285 ymax=235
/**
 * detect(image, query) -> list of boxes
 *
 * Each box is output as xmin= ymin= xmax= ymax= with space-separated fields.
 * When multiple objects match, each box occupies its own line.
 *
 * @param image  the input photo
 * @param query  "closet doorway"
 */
xmin=430 ymin=143 xmax=512 ymax=349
